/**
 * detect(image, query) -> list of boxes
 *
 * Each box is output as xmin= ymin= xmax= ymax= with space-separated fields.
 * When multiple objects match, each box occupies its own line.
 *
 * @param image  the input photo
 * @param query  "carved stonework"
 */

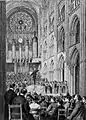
xmin=49 ymin=12 xmax=54 ymax=34
xmin=43 ymin=42 xmax=47 ymax=60
xmin=50 ymin=60 xmax=54 ymax=71
xmin=42 ymin=0 xmax=49 ymax=9
xmin=58 ymin=27 xmax=65 ymax=52
xmin=9 ymin=11 xmax=32 ymax=34
xmin=49 ymin=35 xmax=54 ymax=57
xmin=43 ymin=20 xmax=47 ymax=38
xmin=50 ymin=35 xmax=54 ymax=46
xmin=69 ymin=0 xmax=80 ymax=15
xmin=43 ymin=63 xmax=47 ymax=73
xmin=58 ymin=5 xmax=65 ymax=24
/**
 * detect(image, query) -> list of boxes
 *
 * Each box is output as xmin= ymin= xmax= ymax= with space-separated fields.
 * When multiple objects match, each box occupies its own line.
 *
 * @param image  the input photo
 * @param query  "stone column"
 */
xmin=73 ymin=65 xmax=76 ymax=94
xmin=65 ymin=0 xmax=70 ymax=93
xmin=0 ymin=1 xmax=6 ymax=120
xmin=80 ymin=0 xmax=86 ymax=96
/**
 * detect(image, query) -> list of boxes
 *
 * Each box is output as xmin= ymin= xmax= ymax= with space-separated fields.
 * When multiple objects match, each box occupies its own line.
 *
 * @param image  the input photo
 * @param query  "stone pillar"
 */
xmin=80 ymin=0 xmax=86 ymax=96
xmin=73 ymin=65 xmax=76 ymax=94
xmin=65 ymin=0 xmax=70 ymax=94
xmin=0 ymin=1 xmax=6 ymax=120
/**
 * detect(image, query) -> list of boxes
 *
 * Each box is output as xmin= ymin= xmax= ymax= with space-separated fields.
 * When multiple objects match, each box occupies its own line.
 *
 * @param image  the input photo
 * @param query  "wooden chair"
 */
xmin=58 ymin=109 xmax=66 ymax=120
xmin=67 ymin=108 xmax=73 ymax=116
xmin=9 ymin=104 xmax=22 ymax=120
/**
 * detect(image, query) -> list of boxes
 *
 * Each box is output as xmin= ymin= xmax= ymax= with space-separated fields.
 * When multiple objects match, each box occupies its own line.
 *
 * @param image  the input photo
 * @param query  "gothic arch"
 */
xmin=70 ymin=14 xmax=80 ymax=31
xmin=70 ymin=15 xmax=80 ymax=45
xmin=70 ymin=47 xmax=79 ymax=65
xmin=70 ymin=47 xmax=80 ymax=94
xmin=58 ymin=26 xmax=65 ymax=52
xmin=61 ymin=5 xmax=65 ymax=20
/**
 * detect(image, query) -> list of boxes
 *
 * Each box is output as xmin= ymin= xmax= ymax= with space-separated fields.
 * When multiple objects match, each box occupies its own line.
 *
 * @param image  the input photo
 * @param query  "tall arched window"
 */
xmin=61 ymin=5 xmax=65 ymax=21
xmin=59 ymin=55 xmax=64 ymax=82
xmin=75 ymin=20 xmax=80 ymax=43
xmin=70 ymin=15 xmax=80 ymax=46
xmin=59 ymin=27 xmax=65 ymax=52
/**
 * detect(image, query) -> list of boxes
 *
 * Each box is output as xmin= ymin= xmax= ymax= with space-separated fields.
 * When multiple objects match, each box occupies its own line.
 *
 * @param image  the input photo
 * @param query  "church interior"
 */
xmin=0 ymin=0 xmax=86 ymax=119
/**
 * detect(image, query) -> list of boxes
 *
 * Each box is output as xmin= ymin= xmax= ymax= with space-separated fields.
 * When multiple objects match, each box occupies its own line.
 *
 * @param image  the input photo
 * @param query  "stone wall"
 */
xmin=39 ymin=0 xmax=86 ymax=96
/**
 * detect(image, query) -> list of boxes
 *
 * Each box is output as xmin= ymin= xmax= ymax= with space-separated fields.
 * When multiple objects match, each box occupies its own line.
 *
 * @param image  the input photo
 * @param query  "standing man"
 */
xmin=4 ymin=83 xmax=17 ymax=120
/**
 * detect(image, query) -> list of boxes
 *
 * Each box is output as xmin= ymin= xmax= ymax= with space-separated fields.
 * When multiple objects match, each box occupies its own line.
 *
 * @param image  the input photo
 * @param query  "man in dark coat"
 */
xmin=12 ymin=89 xmax=35 ymax=120
xmin=4 ymin=83 xmax=17 ymax=120
xmin=67 ymin=94 xmax=86 ymax=120
xmin=45 ymin=97 xmax=59 ymax=120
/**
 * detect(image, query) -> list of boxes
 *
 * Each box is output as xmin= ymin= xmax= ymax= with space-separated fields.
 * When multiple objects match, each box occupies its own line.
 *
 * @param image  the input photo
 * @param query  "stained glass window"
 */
xmin=9 ymin=11 xmax=33 ymax=34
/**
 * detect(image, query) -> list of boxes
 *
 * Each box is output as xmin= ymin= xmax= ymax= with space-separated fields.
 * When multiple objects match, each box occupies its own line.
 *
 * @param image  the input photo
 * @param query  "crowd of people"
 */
xmin=4 ymin=83 xmax=86 ymax=120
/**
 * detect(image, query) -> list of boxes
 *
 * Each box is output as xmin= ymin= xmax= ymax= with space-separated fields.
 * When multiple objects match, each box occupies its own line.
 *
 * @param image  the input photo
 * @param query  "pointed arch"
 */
xmin=58 ymin=26 xmax=65 ymax=52
xmin=70 ymin=47 xmax=80 ymax=94
xmin=70 ymin=14 xmax=80 ymax=46
xmin=61 ymin=5 xmax=65 ymax=21
xmin=70 ymin=47 xmax=79 ymax=65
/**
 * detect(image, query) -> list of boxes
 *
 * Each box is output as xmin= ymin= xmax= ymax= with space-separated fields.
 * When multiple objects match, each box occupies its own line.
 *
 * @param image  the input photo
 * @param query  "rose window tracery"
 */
xmin=9 ymin=11 xmax=33 ymax=33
